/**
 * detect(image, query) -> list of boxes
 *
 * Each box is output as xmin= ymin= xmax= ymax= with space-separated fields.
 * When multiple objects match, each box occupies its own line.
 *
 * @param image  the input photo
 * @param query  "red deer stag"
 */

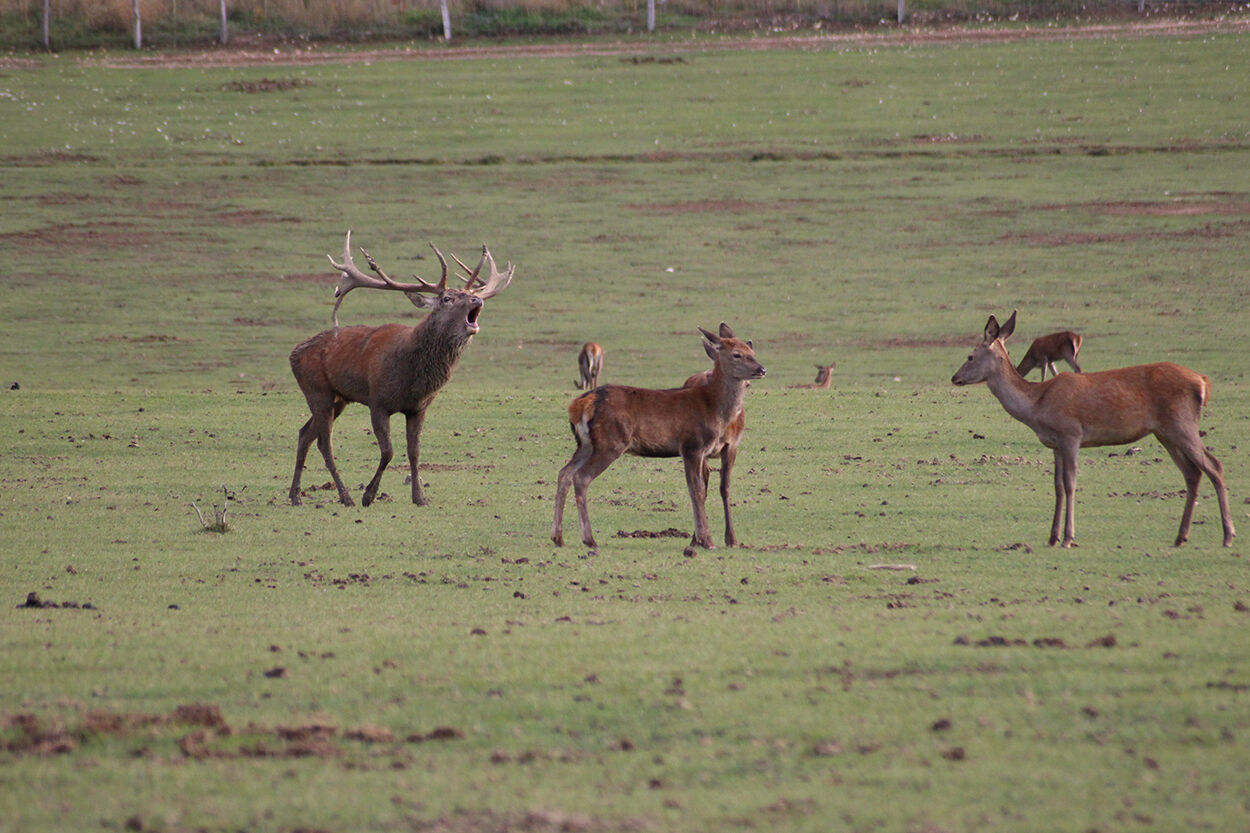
xmin=952 ymin=311 xmax=1234 ymax=548
xmin=577 ymin=342 xmax=604 ymax=390
xmin=1016 ymin=330 xmax=1083 ymax=380
xmin=552 ymin=323 xmax=765 ymax=553
xmin=787 ymin=363 xmax=837 ymax=389
xmin=289 ymin=231 xmax=514 ymax=508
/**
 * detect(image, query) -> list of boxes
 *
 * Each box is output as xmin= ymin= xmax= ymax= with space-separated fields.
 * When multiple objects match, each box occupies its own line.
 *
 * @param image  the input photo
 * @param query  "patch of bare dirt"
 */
xmin=1 ymin=705 xmax=463 ymax=762
xmin=1000 ymin=220 xmax=1250 ymax=247
xmin=0 ymin=221 xmax=192 ymax=251
xmin=1044 ymin=199 xmax=1250 ymax=217
xmin=411 ymin=808 xmax=648 ymax=833
xmin=221 ymin=76 xmax=310 ymax=93
xmin=615 ymin=528 xmax=687 ymax=538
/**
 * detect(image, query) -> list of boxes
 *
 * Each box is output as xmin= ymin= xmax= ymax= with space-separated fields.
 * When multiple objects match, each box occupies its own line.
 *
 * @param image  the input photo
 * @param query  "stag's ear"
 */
xmin=998 ymin=310 xmax=1017 ymax=342
xmin=408 ymin=292 xmax=438 ymax=310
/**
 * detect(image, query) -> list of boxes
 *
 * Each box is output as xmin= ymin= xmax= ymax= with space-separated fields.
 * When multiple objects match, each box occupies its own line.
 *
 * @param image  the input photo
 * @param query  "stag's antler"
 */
xmin=451 ymin=245 xmax=516 ymax=300
xmin=327 ymin=231 xmax=445 ymax=328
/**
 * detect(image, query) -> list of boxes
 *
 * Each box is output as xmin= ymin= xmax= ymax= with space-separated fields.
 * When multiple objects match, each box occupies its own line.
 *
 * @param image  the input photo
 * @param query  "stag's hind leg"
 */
xmin=291 ymin=399 xmax=352 ymax=506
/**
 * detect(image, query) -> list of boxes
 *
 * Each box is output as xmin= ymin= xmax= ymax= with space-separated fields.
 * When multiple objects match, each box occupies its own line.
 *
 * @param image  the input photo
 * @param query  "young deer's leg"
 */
xmin=1163 ymin=430 xmax=1236 ymax=547
xmin=1058 ymin=442 xmax=1079 ymax=548
xmin=1048 ymin=447 xmax=1065 ymax=546
xmin=1201 ymin=448 xmax=1236 ymax=547
xmin=683 ymin=450 xmax=713 ymax=549
xmin=404 ymin=408 xmax=429 ymax=506
xmin=572 ymin=449 xmax=621 ymax=550
xmin=720 ymin=446 xmax=738 ymax=548
xmin=1066 ymin=354 xmax=1082 ymax=373
xmin=1161 ymin=440 xmax=1203 ymax=547
xmin=551 ymin=438 xmax=593 ymax=547
xmin=362 ymin=407 xmax=394 ymax=507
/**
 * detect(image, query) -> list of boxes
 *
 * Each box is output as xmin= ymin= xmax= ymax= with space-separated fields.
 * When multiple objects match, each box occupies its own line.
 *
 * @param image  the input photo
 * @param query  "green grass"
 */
xmin=2 ymin=28 xmax=1250 ymax=833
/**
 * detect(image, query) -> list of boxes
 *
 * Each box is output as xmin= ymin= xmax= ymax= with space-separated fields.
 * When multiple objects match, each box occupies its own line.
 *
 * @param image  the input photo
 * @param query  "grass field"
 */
xmin=2 ymin=24 xmax=1249 ymax=832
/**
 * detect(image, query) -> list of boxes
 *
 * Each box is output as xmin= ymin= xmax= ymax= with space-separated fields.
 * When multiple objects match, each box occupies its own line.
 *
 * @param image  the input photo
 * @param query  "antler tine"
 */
xmin=427 ymin=240 xmax=452 ymax=288
xmin=325 ymin=231 xmax=444 ymax=327
xmin=468 ymin=246 xmax=516 ymax=300
xmin=449 ymin=246 xmax=489 ymax=291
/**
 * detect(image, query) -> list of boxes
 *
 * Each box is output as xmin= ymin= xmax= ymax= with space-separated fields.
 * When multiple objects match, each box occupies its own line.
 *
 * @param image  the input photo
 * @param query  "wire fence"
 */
xmin=2 ymin=0 xmax=1243 ymax=48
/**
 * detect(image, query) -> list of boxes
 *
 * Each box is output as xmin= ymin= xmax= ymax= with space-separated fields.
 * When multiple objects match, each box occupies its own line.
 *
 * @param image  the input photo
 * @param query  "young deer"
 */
xmin=1016 ymin=330 xmax=1083 ymax=380
xmin=952 ymin=311 xmax=1234 ymax=548
xmin=289 ymin=231 xmax=514 ymax=508
xmin=787 ymin=363 xmax=837 ymax=389
xmin=577 ymin=342 xmax=604 ymax=390
xmin=551 ymin=323 xmax=765 ymax=553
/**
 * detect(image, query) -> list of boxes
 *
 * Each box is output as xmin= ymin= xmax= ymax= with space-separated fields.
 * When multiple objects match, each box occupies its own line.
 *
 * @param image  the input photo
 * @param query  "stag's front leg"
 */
xmin=683 ymin=451 xmax=714 ymax=550
xmin=405 ymin=408 xmax=430 ymax=506
xmin=362 ymin=407 xmax=394 ymax=507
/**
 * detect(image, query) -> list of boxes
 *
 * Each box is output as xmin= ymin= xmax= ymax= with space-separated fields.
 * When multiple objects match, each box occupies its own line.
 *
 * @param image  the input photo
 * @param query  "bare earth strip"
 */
xmin=2 ymin=16 xmax=1247 ymax=70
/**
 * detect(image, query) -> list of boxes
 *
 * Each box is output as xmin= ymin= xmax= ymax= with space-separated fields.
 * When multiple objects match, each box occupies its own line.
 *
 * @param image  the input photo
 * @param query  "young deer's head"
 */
xmin=952 ymin=310 xmax=1016 ymax=386
xmin=700 ymin=323 xmax=767 ymax=382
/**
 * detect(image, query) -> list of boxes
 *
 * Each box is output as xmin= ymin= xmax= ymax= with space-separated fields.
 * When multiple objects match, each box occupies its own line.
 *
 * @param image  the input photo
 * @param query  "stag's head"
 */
xmin=327 ymin=231 xmax=515 ymax=333
xmin=952 ymin=310 xmax=1016 ymax=386
xmin=700 ymin=323 xmax=766 ymax=382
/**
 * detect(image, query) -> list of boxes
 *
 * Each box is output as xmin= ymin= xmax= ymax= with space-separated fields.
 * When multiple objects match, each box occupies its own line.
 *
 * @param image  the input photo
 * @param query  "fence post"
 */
xmin=41 ymin=0 xmax=51 ymax=48
xmin=219 ymin=0 xmax=229 ymax=44
xmin=647 ymin=0 xmax=656 ymax=31
xmin=133 ymin=0 xmax=142 ymax=48
xmin=897 ymin=0 xmax=905 ymax=24
xmin=441 ymin=0 xmax=451 ymax=41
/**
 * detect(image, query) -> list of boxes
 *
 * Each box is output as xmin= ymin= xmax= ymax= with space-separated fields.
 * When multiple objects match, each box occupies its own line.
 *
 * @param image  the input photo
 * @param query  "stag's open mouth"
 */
xmin=465 ymin=304 xmax=481 ymax=334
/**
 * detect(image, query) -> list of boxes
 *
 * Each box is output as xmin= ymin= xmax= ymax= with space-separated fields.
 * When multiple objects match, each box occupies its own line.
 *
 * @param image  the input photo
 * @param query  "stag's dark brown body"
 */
xmin=288 ymin=233 xmax=513 ymax=508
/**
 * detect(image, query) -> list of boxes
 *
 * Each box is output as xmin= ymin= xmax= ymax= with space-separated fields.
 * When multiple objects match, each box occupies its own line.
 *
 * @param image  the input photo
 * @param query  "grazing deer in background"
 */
xmin=1016 ymin=330 xmax=1082 ymax=380
xmin=552 ymin=323 xmax=765 ymax=553
xmin=952 ymin=311 xmax=1234 ymax=548
xmin=787 ymin=363 xmax=837 ymax=389
xmin=577 ymin=342 xmax=604 ymax=390
xmin=289 ymin=231 xmax=515 ymax=508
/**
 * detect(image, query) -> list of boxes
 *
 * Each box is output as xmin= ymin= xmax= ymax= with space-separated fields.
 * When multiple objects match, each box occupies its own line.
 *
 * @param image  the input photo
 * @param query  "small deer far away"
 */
xmin=288 ymin=231 xmax=515 ymax=508
xmin=552 ymin=323 xmax=765 ymax=554
xmin=952 ymin=310 xmax=1234 ymax=548
xmin=576 ymin=341 xmax=603 ymax=390
xmin=787 ymin=363 xmax=836 ymax=389
xmin=1016 ymin=330 xmax=1083 ymax=380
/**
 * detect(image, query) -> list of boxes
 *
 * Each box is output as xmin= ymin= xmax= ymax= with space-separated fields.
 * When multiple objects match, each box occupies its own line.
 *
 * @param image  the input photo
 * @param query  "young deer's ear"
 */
xmin=702 ymin=338 xmax=719 ymax=362
xmin=718 ymin=322 xmax=735 ymax=339
xmin=999 ymin=310 xmax=1017 ymax=342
